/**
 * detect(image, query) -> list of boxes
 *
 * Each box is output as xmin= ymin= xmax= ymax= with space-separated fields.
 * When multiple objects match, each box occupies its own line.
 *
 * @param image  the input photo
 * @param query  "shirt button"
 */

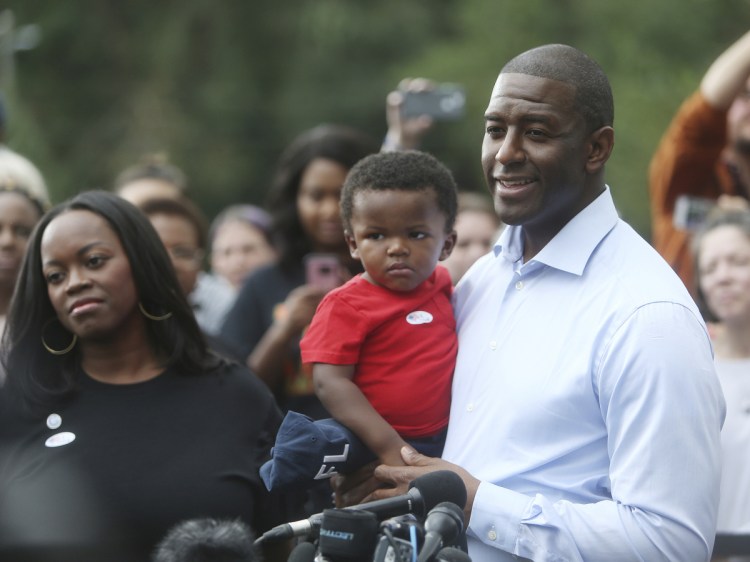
xmin=466 ymin=403 xmax=474 ymax=412
xmin=489 ymin=340 xmax=497 ymax=350
xmin=515 ymin=280 xmax=524 ymax=290
xmin=488 ymin=528 xmax=497 ymax=541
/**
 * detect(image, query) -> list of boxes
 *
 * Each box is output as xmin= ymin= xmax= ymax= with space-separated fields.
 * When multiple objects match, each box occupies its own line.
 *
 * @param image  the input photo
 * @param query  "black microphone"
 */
xmin=317 ymin=509 xmax=379 ymax=561
xmin=255 ymin=470 xmax=467 ymax=545
xmin=416 ymin=502 xmax=465 ymax=562
xmin=287 ymin=540 xmax=317 ymax=562
xmin=435 ymin=546 xmax=472 ymax=561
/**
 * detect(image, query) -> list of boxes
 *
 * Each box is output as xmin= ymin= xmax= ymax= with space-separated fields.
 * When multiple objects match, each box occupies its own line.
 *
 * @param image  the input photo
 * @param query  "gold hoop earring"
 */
xmin=139 ymin=302 xmax=173 ymax=322
xmin=41 ymin=318 xmax=78 ymax=355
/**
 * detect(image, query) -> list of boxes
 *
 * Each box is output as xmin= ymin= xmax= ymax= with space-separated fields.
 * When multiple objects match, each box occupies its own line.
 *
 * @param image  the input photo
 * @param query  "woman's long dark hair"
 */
xmin=1 ymin=190 xmax=219 ymax=413
xmin=265 ymin=124 xmax=378 ymax=273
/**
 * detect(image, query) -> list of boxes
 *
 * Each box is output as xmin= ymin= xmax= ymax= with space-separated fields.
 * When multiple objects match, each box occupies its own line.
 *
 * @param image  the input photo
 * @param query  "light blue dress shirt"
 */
xmin=443 ymin=187 xmax=726 ymax=562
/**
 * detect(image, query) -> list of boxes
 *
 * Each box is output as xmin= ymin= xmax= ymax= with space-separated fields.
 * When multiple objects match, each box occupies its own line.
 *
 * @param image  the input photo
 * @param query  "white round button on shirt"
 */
xmin=47 ymin=413 xmax=62 ymax=429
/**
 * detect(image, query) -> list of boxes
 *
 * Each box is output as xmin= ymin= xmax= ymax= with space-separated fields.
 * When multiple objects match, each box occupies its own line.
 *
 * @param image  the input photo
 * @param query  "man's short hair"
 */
xmin=501 ymin=44 xmax=614 ymax=131
xmin=341 ymin=150 xmax=458 ymax=233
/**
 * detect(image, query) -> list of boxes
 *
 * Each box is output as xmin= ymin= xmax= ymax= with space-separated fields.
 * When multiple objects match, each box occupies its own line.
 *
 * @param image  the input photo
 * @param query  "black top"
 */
xmin=219 ymin=262 xmax=328 ymax=419
xmin=220 ymin=262 xmax=305 ymax=360
xmin=0 ymin=362 xmax=290 ymax=562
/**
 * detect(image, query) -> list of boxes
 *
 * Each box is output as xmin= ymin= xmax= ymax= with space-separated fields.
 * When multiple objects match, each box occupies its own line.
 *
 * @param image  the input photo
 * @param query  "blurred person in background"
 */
xmin=693 ymin=209 xmax=750 ymax=562
xmin=650 ymin=29 xmax=750 ymax=294
xmin=208 ymin=204 xmax=277 ymax=292
xmin=114 ymin=157 xmax=236 ymax=337
xmin=137 ymin=196 xmax=236 ymax=339
xmin=442 ymin=191 xmax=503 ymax=285
xmin=0 ymin=191 xmax=291 ymax=562
xmin=114 ymin=153 xmax=187 ymax=206
xmin=0 ymin=93 xmax=51 ymax=333
xmin=0 ymin=182 xmax=48 ymax=336
xmin=0 ymin=125 xmax=51 ymax=334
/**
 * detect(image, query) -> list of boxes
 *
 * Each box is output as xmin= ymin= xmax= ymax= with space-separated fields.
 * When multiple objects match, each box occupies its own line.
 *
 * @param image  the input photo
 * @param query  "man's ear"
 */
xmin=438 ymin=230 xmax=458 ymax=261
xmin=584 ymin=126 xmax=614 ymax=174
xmin=345 ymin=231 xmax=359 ymax=259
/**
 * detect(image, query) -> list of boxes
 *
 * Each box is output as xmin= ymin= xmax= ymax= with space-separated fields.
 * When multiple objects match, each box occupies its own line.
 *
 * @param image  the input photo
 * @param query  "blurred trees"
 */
xmin=3 ymin=0 xmax=749 ymax=236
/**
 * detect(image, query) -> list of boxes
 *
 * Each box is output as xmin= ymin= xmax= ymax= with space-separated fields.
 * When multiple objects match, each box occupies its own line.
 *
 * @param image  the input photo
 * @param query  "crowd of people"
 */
xmin=0 ymin=31 xmax=749 ymax=562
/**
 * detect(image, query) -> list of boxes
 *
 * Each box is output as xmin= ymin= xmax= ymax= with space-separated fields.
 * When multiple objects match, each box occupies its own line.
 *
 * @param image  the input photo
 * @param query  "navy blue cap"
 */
xmin=260 ymin=411 xmax=376 ymax=491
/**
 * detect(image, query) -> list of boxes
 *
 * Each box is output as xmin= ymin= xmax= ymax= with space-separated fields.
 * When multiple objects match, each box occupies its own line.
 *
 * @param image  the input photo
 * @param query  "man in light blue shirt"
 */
xmin=345 ymin=44 xmax=726 ymax=561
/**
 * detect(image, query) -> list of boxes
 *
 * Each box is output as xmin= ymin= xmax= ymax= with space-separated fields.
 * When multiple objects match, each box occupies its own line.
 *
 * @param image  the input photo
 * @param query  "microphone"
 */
xmin=416 ymin=502 xmax=465 ymax=562
xmin=287 ymin=541 xmax=317 ymax=562
xmin=255 ymin=470 xmax=467 ymax=545
xmin=317 ymin=509 xmax=379 ymax=561
xmin=254 ymin=513 xmax=324 ymax=546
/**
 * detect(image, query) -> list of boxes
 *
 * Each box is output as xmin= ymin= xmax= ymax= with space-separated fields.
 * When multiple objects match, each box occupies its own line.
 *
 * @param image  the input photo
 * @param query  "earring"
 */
xmin=41 ymin=318 xmax=77 ymax=355
xmin=138 ymin=302 xmax=173 ymax=322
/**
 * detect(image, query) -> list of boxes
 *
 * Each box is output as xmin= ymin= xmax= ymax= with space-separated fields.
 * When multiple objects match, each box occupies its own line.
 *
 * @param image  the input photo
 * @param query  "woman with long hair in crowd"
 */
xmin=0 ymin=191 xmax=292 ymax=561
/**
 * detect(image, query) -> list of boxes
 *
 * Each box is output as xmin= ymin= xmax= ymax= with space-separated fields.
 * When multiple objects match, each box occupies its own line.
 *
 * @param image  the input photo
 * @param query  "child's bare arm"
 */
xmin=313 ymin=363 xmax=409 ymax=466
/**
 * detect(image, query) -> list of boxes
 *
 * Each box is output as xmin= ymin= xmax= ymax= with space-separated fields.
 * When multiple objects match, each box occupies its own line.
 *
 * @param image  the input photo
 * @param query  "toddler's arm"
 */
xmin=313 ymin=363 xmax=409 ymax=466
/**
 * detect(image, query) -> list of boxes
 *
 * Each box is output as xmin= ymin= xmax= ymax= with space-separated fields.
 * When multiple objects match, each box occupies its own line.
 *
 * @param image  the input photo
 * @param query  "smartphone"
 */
xmin=304 ymin=253 xmax=343 ymax=292
xmin=672 ymin=195 xmax=716 ymax=232
xmin=401 ymin=83 xmax=466 ymax=121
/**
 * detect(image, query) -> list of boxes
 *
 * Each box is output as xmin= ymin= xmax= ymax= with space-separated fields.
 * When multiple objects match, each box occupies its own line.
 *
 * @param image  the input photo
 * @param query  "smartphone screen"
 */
xmin=401 ymin=84 xmax=466 ymax=121
xmin=673 ymin=195 xmax=716 ymax=231
xmin=304 ymin=254 xmax=343 ymax=292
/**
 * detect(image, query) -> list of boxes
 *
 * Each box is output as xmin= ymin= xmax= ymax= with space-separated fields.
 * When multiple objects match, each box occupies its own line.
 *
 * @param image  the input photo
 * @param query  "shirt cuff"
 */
xmin=468 ymin=481 xmax=531 ymax=553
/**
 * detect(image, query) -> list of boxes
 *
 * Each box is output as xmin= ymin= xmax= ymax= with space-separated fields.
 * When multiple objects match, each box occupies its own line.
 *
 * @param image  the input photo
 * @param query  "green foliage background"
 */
xmin=3 ymin=0 xmax=749 ymax=238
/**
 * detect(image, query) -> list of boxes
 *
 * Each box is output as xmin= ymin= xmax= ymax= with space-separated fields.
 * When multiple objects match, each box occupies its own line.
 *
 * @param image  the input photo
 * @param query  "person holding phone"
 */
xmin=260 ymin=150 xmax=457 ymax=492
xmin=650 ymin=29 xmax=750 ymax=295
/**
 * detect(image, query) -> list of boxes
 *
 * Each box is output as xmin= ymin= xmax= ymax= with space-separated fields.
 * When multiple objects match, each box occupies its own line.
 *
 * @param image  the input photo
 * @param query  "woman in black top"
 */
xmin=0 ymin=191 xmax=290 ymax=562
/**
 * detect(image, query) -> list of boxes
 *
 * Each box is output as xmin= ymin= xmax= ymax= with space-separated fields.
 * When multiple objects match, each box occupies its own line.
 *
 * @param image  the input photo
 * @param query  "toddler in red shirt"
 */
xmin=261 ymin=150 xmax=458 ymax=490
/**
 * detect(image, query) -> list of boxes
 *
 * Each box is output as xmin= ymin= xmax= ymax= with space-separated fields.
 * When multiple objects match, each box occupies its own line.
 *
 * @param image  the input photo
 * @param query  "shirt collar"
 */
xmin=493 ymin=186 xmax=619 ymax=276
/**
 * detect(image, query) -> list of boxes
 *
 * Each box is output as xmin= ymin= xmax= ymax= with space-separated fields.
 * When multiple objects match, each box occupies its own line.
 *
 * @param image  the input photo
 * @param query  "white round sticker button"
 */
xmin=46 ymin=413 xmax=62 ymax=429
xmin=45 ymin=432 xmax=76 ymax=448
xmin=406 ymin=311 xmax=433 ymax=325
